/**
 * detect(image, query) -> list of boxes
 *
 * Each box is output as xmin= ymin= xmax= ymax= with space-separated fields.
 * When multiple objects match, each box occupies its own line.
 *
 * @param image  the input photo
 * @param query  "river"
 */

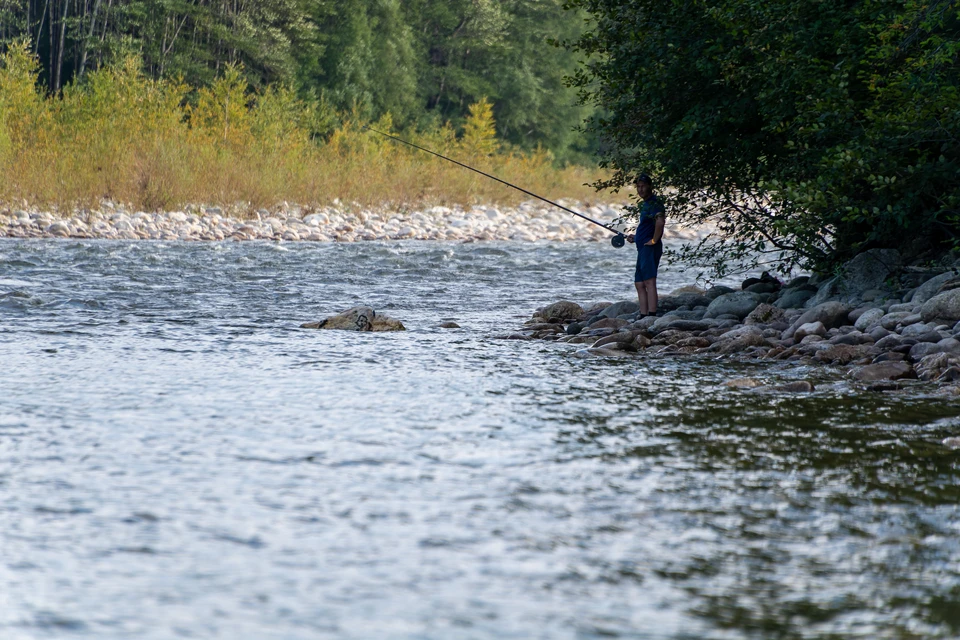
xmin=2 ymin=239 xmax=959 ymax=639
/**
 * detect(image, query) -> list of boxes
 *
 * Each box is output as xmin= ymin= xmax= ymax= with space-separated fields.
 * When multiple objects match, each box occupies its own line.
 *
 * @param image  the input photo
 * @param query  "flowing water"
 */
xmin=1 ymin=239 xmax=959 ymax=639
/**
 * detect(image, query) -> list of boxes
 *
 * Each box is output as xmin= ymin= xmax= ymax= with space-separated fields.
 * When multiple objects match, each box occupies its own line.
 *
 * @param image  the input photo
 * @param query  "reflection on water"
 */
xmin=1 ymin=239 xmax=959 ymax=639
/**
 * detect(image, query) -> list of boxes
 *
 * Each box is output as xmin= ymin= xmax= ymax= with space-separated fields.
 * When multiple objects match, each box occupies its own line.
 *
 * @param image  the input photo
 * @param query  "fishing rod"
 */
xmin=363 ymin=126 xmax=628 ymax=248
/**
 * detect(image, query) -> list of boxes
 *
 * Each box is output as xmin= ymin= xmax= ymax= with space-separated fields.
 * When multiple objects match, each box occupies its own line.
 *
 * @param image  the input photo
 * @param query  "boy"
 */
xmin=626 ymin=174 xmax=665 ymax=317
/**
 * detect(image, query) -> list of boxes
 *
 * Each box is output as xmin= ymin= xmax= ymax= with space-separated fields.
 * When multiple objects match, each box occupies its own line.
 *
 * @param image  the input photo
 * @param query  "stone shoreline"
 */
xmin=0 ymin=200 xmax=703 ymax=244
xmin=510 ymin=249 xmax=960 ymax=394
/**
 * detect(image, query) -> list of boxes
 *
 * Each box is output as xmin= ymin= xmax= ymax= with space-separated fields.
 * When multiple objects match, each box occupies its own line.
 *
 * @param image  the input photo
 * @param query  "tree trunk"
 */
xmin=78 ymin=0 xmax=101 ymax=78
xmin=54 ymin=0 xmax=68 ymax=92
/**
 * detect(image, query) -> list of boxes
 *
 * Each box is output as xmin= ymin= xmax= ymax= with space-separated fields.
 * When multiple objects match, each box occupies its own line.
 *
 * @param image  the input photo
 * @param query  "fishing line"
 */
xmin=363 ymin=126 xmax=627 ymax=248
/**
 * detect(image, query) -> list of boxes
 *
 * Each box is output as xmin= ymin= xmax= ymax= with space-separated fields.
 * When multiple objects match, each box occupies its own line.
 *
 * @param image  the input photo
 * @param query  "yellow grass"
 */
xmin=0 ymin=43 xmax=604 ymax=215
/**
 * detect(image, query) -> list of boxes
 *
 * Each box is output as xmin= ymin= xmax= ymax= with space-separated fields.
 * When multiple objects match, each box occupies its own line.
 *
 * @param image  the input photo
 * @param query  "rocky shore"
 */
xmin=510 ymin=249 xmax=960 ymax=393
xmin=0 ymin=200 xmax=697 ymax=244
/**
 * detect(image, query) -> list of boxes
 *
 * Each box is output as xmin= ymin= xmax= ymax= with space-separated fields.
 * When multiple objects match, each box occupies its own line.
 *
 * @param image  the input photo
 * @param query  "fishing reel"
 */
xmin=611 ymin=233 xmax=626 ymax=248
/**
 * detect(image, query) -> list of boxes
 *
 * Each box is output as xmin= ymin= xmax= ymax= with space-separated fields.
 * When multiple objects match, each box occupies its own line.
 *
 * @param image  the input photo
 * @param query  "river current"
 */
xmin=1 ymin=239 xmax=959 ymax=639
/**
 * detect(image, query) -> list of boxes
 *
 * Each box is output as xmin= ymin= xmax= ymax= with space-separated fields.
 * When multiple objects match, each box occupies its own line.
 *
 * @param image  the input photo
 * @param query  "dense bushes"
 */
xmin=0 ymin=43 xmax=600 ymax=212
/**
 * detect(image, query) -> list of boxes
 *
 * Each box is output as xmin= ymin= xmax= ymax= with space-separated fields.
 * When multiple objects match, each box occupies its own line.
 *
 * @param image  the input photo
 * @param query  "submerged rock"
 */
xmin=724 ymin=377 xmax=763 ymax=389
xmin=301 ymin=306 xmax=405 ymax=331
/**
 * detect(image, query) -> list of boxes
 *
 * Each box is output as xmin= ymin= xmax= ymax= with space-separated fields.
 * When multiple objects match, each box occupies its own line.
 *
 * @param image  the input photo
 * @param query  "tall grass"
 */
xmin=0 ymin=43 xmax=604 ymax=215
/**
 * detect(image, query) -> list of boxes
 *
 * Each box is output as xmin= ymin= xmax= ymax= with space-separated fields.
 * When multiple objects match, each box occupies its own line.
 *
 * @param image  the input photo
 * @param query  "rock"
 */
xmin=574 ymin=347 xmax=627 ymax=358
xmin=775 ymin=287 xmax=816 ymax=309
xmin=854 ymin=307 xmax=885 ymax=332
xmin=794 ymin=321 xmax=827 ymax=341
xmin=916 ymin=331 xmax=946 ymax=344
xmin=588 ymin=317 xmax=630 ymax=330
xmin=371 ymin=316 xmax=406 ymax=331
xmin=828 ymin=333 xmax=863 ymax=346
xmin=659 ymin=293 xmax=712 ymax=312
xmin=654 ymin=319 xmax=713 ymax=332
xmin=593 ymin=331 xmax=643 ymax=349
xmin=744 ymin=282 xmax=780 ymax=294
xmin=783 ymin=302 xmax=852 ymax=339
xmin=669 ymin=285 xmax=706 ymax=296
xmin=744 ymin=303 xmax=786 ymax=325
xmin=302 ymin=306 xmax=376 ymax=331
xmin=916 ymin=353 xmax=959 ymax=381
xmin=900 ymin=322 xmax=936 ymax=337
xmin=772 ymin=381 xmax=815 ymax=393
xmin=805 ymin=276 xmax=842 ymax=308
xmin=538 ymin=300 xmax=583 ymax=321
xmin=869 ymin=326 xmax=891 ymax=341
xmin=439 ymin=321 xmax=460 ymax=329
xmin=705 ymin=285 xmax=736 ymax=300
xmin=704 ymin=291 xmax=763 ymax=320
xmin=581 ymin=301 xmax=613 ymax=317
xmin=839 ymin=249 xmax=901 ymax=298
xmin=851 ymin=361 xmax=915 ymax=381
xmin=899 ymin=313 xmax=924 ymax=327
xmin=598 ymin=300 xmax=640 ymax=318
xmin=911 ymin=271 xmax=958 ymax=304
xmin=676 ymin=336 xmax=711 ymax=348
xmin=909 ymin=339 xmax=960 ymax=361
xmin=632 ymin=334 xmax=653 ymax=349
xmin=860 ymin=289 xmax=886 ymax=302
xmin=565 ymin=322 xmax=584 ymax=335
xmin=814 ymin=344 xmax=873 ymax=365
xmin=888 ymin=302 xmax=917 ymax=313
xmin=880 ymin=311 xmax=912 ymax=330
xmin=872 ymin=351 xmax=905 ymax=362
xmin=942 ymin=437 xmax=960 ymax=449
xmin=724 ymin=377 xmax=763 ymax=388
xmin=920 ymin=289 xmax=960 ymax=324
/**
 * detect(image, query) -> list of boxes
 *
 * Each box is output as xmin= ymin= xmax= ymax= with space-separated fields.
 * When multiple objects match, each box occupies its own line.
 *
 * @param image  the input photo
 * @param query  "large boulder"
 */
xmin=804 ymin=276 xmax=842 ymax=308
xmin=704 ymin=291 xmax=763 ymax=320
xmin=853 ymin=307 xmax=885 ymax=332
xmin=302 ymin=306 xmax=378 ymax=331
xmin=775 ymin=286 xmax=817 ymax=309
xmin=839 ymin=249 xmax=901 ymax=299
xmin=705 ymin=285 xmax=736 ymax=300
xmin=911 ymin=272 xmax=959 ymax=304
xmin=851 ymin=361 xmax=915 ymax=382
xmin=920 ymin=289 xmax=960 ymax=324
xmin=745 ymin=303 xmax=786 ymax=326
xmin=538 ymin=300 xmax=583 ymax=321
xmin=783 ymin=301 xmax=852 ymax=339
xmin=597 ymin=300 xmax=639 ymax=319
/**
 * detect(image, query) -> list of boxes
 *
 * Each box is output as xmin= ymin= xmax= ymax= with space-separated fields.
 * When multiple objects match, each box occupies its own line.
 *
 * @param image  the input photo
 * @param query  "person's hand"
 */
xmin=626 ymin=234 xmax=635 ymax=243
xmin=644 ymin=239 xmax=656 ymax=245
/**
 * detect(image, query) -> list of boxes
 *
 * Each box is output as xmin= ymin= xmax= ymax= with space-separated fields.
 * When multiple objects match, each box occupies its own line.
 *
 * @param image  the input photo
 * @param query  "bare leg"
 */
xmin=642 ymin=278 xmax=658 ymax=314
xmin=635 ymin=281 xmax=649 ymax=315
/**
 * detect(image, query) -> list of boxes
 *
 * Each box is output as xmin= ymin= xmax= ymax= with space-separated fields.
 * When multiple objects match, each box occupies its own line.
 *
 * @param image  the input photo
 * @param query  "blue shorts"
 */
xmin=634 ymin=241 xmax=663 ymax=282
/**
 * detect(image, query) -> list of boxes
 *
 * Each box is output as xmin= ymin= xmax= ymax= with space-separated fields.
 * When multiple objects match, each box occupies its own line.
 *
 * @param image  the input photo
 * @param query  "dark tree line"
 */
xmin=566 ymin=0 xmax=960 ymax=273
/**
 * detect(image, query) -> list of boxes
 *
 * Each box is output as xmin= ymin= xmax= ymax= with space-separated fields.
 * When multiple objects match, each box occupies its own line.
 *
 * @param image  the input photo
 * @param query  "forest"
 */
xmin=0 ymin=0 xmax=594 ymax=161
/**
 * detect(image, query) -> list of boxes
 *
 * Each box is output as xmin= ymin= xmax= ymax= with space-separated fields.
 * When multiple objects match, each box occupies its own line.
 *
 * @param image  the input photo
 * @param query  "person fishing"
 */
xmin=626 ymin=174 xmax=665 ymax=318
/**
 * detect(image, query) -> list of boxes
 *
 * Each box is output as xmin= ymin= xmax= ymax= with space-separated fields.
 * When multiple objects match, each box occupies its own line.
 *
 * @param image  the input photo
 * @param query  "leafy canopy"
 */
xmin=565 ymin=0 xmax=960 ymax=275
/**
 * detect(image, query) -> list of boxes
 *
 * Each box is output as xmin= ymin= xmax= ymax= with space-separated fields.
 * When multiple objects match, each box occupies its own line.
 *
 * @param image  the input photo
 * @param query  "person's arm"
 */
xmin=645 ymin=215 xmax=665 ymax=245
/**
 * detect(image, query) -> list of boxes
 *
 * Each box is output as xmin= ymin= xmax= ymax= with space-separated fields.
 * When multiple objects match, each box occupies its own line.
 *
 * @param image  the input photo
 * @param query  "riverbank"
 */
xmin=511 ymin=249 xmax=960 ymax=394
xmin=0 ymin=200 xmax=706 ymax=243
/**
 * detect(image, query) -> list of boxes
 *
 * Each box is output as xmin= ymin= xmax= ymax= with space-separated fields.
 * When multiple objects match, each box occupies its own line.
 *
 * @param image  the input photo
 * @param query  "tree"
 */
xmin=566 ymin=0 xmax=960 ymax=275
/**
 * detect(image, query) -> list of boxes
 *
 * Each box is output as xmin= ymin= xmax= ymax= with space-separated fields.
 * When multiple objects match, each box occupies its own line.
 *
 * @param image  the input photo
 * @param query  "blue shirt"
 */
xmin=634 ymin=195 xmax=666 ymax=246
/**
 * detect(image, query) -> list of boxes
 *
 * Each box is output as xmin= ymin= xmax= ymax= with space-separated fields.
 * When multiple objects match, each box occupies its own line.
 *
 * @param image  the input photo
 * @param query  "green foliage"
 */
xmin=0 ymin=45 xmax=602 ymax=211
xmin=1 ymin=0 xmax=596 ymax=162
xmin=566 ymin=0 xmax=960 ymax=275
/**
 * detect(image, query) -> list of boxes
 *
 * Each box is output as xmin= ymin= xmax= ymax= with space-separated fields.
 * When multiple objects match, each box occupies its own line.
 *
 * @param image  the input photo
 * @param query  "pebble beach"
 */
xmin=0 ymin=200 xmax=705 ymax=244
